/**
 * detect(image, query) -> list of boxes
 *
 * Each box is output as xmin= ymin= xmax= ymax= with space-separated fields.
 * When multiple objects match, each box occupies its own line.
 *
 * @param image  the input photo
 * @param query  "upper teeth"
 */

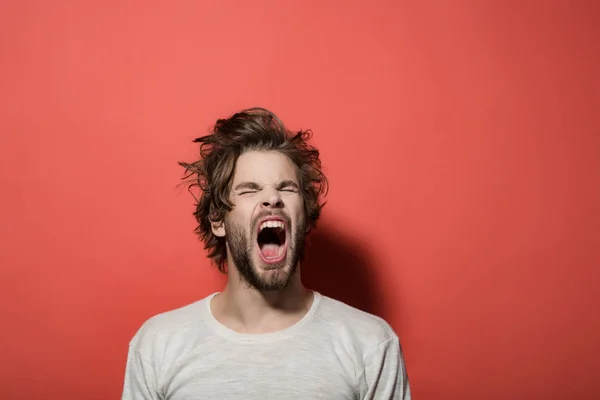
xmin=260 ymin=220 xmax=284 ymax=231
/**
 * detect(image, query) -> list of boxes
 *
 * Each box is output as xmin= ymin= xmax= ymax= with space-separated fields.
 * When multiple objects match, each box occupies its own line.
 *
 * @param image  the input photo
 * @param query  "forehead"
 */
xmin=232 ymin=150 xmax=298 ymax=184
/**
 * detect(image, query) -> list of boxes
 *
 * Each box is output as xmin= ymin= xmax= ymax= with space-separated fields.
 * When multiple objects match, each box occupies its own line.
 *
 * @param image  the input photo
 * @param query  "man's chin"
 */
xmin=257 ymin=261 xmax=288 ymax=271
xmin=250 ymin=262 xmax=295 ymax=290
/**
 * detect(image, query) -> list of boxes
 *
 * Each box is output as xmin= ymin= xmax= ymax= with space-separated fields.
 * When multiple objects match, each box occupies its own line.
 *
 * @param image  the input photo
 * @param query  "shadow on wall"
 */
xmin=302 ymin=222 xmax=383 ymax=317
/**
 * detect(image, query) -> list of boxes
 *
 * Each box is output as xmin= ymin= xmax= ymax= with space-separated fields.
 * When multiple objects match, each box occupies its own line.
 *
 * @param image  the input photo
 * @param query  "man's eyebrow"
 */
xmin=233 ymin=182 xmax=261 ymax=191
xmin=276 ymin=180 xmax=299 ymax=190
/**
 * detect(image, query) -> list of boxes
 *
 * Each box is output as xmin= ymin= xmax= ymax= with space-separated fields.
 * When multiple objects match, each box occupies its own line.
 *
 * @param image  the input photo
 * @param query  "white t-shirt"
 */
xmin=122 ymin=292 xmax=411 ymax=399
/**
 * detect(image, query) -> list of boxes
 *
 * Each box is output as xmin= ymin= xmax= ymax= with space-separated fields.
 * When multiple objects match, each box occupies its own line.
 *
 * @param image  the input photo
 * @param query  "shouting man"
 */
xmin=122 ymin=108 xmax=411 ymax=399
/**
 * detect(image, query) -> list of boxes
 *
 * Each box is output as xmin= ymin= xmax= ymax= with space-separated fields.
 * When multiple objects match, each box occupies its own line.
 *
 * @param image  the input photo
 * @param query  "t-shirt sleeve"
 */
xmin=121 ymin=346 xmax=162 ymax=400
xmin=360 ymin=337 xmax=411 ymax=400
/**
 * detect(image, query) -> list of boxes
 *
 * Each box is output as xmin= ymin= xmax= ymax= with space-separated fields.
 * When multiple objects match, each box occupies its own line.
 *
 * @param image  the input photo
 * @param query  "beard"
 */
xmin=224 ymin=213 xmax=306 ymax=291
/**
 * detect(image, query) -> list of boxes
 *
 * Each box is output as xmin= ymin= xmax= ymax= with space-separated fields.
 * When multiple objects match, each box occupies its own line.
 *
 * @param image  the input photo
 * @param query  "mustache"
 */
xmin=252 ymin=211 xmax=291 ymax=229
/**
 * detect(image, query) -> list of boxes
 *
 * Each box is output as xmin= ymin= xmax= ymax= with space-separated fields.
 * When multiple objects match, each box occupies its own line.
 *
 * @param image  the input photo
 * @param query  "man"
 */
xmin=121 ymin=108 xmax=411 ymax=399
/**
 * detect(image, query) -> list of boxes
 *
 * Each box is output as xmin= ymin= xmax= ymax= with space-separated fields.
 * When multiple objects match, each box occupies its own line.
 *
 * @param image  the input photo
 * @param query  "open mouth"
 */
xmin=256 ymin=218 xmax=287 ymax=263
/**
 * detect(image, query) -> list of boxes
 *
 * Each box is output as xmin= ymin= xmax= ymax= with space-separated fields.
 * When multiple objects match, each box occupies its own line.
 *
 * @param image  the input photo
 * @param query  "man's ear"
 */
xmin=211 ymin=220 xmax=226 ymax=237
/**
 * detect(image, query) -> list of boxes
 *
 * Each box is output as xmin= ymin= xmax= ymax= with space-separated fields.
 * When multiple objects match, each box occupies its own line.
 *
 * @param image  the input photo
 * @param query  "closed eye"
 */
xmin=276 ymin=180 xmax=300 ymax=192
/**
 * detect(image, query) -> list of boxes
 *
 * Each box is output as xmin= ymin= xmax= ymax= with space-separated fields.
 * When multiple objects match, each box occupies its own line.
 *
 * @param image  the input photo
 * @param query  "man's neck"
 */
xmin=211 ymin=274 xmax=314 ymax=334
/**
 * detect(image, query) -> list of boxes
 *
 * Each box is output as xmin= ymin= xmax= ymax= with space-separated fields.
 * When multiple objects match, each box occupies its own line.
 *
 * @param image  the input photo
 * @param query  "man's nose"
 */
xmin=261 ymin=187 xmax=283 ymax=209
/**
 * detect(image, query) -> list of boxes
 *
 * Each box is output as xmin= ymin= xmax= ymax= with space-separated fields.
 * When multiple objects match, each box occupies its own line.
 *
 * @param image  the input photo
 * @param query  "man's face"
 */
xmin=213 ymin=150 xmax=306 ymax=291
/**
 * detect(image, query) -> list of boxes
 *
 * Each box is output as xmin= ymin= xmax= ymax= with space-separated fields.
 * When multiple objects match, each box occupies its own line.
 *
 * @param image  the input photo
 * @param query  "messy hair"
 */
xmin=178 ymin=107 xmax=328 ymax=273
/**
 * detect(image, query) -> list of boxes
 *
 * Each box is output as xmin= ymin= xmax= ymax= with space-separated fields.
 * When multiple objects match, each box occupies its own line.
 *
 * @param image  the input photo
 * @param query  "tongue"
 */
xmin=261 ymin=244 xmax=281 ymax=258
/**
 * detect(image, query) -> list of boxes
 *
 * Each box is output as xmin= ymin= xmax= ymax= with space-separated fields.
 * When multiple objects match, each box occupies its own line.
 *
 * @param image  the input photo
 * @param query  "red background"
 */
xmin=1 ymin=1 xmax=599 ymax=399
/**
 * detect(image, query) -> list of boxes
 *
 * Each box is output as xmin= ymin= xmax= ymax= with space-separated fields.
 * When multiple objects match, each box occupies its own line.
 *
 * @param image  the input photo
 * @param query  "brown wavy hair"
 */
xmin=178 ymin=107 xmax=328 ymax=273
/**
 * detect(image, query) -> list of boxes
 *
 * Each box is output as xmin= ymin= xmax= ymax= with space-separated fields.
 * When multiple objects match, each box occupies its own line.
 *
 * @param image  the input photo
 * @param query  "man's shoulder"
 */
xmin=316 ymin=294 xmax=397 ymax=347
xmin=129 ymin=294 xmax=214 ymax=351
